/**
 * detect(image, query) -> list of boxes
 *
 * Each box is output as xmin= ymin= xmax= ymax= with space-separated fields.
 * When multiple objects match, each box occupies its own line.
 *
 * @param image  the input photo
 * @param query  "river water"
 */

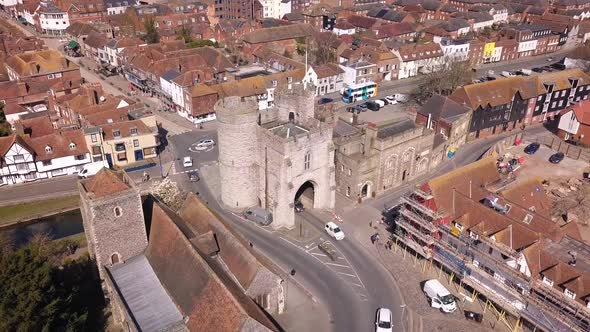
xmin=0 ymin=209 xmax=84 ymax=247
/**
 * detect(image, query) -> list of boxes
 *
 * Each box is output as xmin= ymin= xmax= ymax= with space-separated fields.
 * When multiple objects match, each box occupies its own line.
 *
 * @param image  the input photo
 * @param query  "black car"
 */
xmin=551 ymin=63 xmax=566 ymax=70
xmin=188 ymin=171 xmax=200 ymax=182
xmin=318 ymin=97 xmax=333 ymax=105
xmin=294 ymin=201 xmax=304 ymax=212
xmin=359 ymin=103 xmax=369 ymax=109
xmin=485 ymin=76 xmax=496 ymax=81
xmin=524 ymin=142 xmax=540 ymax=154
xmin=367 ymin=101 xmax=380 ymax=111
xmin=532 ymin=67 xmax=544 ymax=73
xmin=549 ymin=152 xmax=565 ymax=164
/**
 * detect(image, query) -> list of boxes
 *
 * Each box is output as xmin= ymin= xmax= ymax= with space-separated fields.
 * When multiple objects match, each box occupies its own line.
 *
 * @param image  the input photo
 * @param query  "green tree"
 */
xmin=0 ymin=242 xmax=106 ymax=331
xmin=186 ymin=39 xmax=219 ymax=48
xmin=0 ymin=102 xmax=10 ymax=137
xmin=144 ymin=17 xmax=160 ymax=44
xmin=177 ymin=25 xmax=192 ymax=43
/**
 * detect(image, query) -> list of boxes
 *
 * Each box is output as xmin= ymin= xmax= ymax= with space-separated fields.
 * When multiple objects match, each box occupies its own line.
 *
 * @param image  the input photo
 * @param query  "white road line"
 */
xmin=351 ymin=283 xmax=363 ymax=288
xmin=310 ymin=253 xmax=327 ymax=257
xmin=305 ymin=242 xmax=316 ymax=249
xmin=279 ymin=236 xmax=305 ymax=249
xmin=337 ymin=271 xmax=358 ymax=278
xmin=325 ymin=262 xmax=352 ymax=268
xmin=336 ymin=251 xmax=367 ymax=289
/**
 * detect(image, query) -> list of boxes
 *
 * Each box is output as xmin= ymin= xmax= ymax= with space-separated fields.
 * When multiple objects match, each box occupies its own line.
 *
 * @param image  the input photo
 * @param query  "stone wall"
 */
xmin=274 ymin=84 xmax=315 ymax=123
xmin=86 ymin=191 xmax=148 ymax=275
xmin=216 ymin=96 xmax=260 ymax=209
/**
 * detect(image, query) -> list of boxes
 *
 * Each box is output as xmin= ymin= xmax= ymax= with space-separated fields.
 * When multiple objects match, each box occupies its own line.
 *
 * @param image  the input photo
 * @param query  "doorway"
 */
xmin=361 ymin=183 xmax=369 ymax=197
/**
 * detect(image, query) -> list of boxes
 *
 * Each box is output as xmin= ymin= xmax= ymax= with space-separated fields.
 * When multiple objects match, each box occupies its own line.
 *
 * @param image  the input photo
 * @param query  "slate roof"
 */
xmin=108 ymin=255 xmax=184 ymax=332
xmin=376 ymin=119 xmax=418 ymax=139
xmin=161 ymin=69 xmax=181 ymax=82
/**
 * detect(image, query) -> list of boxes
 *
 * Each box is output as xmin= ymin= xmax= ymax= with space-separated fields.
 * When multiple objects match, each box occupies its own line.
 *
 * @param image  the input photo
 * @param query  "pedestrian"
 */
xmin=369 ymin=221 xmax=373 ymax=228
xmin=375 ymin=233 xmax=380 ymax=243
xmin=386 ymin=240 xmax=392 ymax=250
xmin=249 ymin=242 xmax=253 ymax=248
xmin=290 ymin=268 xmax=296 ymax=276
xmin=370 ymin=234 xmax=376 ymax=244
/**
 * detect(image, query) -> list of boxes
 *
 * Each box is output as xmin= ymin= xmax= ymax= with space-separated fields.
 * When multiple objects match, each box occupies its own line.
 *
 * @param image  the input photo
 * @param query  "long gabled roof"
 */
xmin=242 ymin=23 xmax=314 ymax=44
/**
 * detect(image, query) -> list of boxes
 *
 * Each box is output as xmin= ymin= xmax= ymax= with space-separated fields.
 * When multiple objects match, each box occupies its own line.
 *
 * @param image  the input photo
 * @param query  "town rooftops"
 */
xmin=81 ymin=168 xmax=132 ymax=198
xmin=5 ymin=50 xmax=79 ymax=76
xmin=376 ymin=119 xmax=419 ymax=139
xmin=347 ymin=14 xmax=379 ymax=29
xmin=397 ymin=43 xmax=443 ymax=61
xmin=242 ymin=23 xmax=314 ymax=44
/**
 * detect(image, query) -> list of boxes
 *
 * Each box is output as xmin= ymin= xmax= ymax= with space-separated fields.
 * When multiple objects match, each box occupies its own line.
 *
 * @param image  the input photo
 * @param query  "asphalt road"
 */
xmin=168 ymin=131 xmax=405 ymax=331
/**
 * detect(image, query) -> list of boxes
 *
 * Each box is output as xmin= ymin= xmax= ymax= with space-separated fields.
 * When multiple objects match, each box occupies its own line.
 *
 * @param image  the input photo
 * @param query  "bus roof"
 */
xmin=343 ymin=81 xmax=376 ymax=89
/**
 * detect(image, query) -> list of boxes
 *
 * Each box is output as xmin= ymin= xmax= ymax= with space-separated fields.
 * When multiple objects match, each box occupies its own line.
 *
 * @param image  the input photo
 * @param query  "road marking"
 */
xmin=305 ymin=242 xmax=316 ymax=249
xmin=325 ymin=262 xmax=351 ymax=268
xmin=336 ymin=271 xmax=357 ymax=278
xmin=280 ymin=236 xmax=305 ymax=249
xmin=310 ymin=253 xmax=326 ymax=257
xmin=351 ymin=283 xmax=363 ymax=288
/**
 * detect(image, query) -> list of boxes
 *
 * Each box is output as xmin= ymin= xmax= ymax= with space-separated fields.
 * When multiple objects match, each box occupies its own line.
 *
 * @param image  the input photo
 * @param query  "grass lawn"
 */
xmin=0 ymin=195 xmax=80 ymax=225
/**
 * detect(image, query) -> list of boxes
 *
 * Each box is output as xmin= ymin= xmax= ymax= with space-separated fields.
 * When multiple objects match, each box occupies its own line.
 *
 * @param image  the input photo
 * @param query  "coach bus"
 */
xmin=341 ymin=81 xmax=377 ymax=103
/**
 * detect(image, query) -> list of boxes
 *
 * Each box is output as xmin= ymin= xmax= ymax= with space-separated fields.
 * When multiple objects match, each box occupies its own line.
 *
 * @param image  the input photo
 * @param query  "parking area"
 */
xmin=507 ymin=143 xmax=588 ymax=182
xmin=338 ymin=103 xmax=414 ymax=125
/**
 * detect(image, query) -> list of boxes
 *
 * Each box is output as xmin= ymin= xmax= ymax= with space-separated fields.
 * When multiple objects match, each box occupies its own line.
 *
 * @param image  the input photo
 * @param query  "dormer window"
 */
xmin=564 ymin=288 xmax=576 ymax=300
xmin=45 ymin=145 xmax=52 ymax=153
xmin=272 ymin=80 xmax=277 ymax=87
xmin=113 ymin=130 xmax=121 ymax=138
xmin=542 ymin=275 xmax=554 ymax=287
xmin=69 ymin=142 xmax=76 ymax=149
xmin=130 ymin=127 xmax=138 ymax=136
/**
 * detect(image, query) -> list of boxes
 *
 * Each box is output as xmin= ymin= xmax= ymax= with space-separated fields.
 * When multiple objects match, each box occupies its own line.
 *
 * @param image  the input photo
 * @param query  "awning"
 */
xmin=67 ymin=40 xmax=79 ymax=49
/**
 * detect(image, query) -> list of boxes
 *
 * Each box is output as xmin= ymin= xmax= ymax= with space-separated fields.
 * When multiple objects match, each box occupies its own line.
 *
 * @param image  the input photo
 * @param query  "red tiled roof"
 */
xmin=561 ymin=99 xmax=590 ymax=125
xmin=25 ymin=129 xmax=89 ymax=161
xmin=82 ymin=168 xmax=130 ymax=198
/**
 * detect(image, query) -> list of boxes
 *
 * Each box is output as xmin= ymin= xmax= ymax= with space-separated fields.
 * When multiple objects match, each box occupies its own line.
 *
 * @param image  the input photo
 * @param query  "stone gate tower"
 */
xmin=216 ymin=96 xmax=260 ymax=209
xmin=78 ymin=169 xmax=148 ymax=279
xmin=216 ymin=84 xmax=336 ymax=229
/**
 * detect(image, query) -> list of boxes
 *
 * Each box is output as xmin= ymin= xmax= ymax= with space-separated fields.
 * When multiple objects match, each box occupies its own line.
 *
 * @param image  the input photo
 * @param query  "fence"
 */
xmin=526 ymin=132 xmax=590 ymax=162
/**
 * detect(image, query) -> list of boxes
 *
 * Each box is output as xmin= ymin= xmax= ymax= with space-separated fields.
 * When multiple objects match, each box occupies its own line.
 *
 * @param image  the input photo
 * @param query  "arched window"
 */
xmin=114 ymin=206 xmax=122 ymax=217
xmin=417 ymin=158 xmax=428 ymax=174
xmin=45 ymin=145 xmax=52 ymax=153
xmin=111 ymin=253 xmax=120 ymax=264
xmin=402 ymin=149 xmax=414 ymax=162
xmin=69 ymin=142 xmax=77 ymax=149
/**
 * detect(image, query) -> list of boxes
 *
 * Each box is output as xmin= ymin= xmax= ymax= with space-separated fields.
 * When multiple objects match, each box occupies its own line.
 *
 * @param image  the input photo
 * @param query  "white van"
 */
xmin=423 ymin=279 xmax=457 ymax=313
xmin=78 ymin=161 xmax=109 ymax=178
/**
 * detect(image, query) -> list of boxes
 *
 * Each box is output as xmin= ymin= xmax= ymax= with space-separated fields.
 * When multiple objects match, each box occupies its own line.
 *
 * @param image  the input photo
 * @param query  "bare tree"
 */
xmin=151 ymin=178 xmax=187 ymax=211
xmin=413 ymin=58 xmax=473 ymax=104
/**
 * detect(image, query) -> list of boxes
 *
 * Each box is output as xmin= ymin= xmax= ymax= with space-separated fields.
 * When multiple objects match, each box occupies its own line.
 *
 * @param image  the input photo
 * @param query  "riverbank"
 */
xmin=0 ymin=195 xmax=80 ymax=227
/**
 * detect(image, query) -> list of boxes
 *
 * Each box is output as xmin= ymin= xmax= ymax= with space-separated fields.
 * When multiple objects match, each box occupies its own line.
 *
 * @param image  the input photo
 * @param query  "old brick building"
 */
xmin=79 ymin=169 xmax=285 ymax=331
xmin=216 ymin=84 xmax=335 ymax=230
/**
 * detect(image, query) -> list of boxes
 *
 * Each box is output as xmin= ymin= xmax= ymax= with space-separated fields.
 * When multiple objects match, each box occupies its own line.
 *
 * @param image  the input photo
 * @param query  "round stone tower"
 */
xmin=215 ymin=96 xmax=260 ymax=209
xmin=275 ymin=84 xmax=315 ymax=123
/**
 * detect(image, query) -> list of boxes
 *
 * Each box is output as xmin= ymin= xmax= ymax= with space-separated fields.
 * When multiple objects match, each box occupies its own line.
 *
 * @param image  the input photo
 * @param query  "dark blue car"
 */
xmin=318 ymin=98 xmax=333 ymax=105
xmin=549 ymin=152 xmax=565 ymax=164
xmin=524 ymin=143 xmax=540 ymax=154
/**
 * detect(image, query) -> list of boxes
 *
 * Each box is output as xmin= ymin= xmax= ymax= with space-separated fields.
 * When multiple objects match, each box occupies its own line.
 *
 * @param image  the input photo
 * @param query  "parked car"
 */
xmin=359 ymin=102 xmax=369 ymax=109
xmin=485 ymin=76 xmax=496 ymax=81
xmin=325 ymin=222 xmax=345 ymax=240
xmin=374 ymin=99 xmax=386 ymax=108
xmin=547 ymin=57 xmax=553 ymax=62
xmin=188 ymin=171 xmax=200 ymax=182
xmin=375 ymin=308 xmax=393 ymax=332
xmin=549 ymin=152 xmax=565 ymax=164
xmin=532 ymin=67 xmax=544 ymax=73
xmin=501 ymin=71 xmax=515 ymax=78
xmin=318 ymin=97 xmax=333 ymax=105
xmin=243 ymin=207 xmax=273 ymax=226
xmin=542 ymin=66 xmax=553 ymax=72
xmin=294 ymin=201 xmax=304 ymax=212
xmin=183 ymin=156 xmax=193 ymax=168
xmin=367 ymin=101 xmax=380 ymax=112
xmin=393 ymin=93 xmax=409 ymax=103
xmin=197 ymin=139 xmax=215 ymax=148
xmin=551 ymin=62 xmax=566 ymax=70
xmin=423 ymin=279 xmax=457 ymax=313
xmin=524 ymin=142 xmax=540 ymax=154
xmin=385 ymin=95 xmax=398 ymax=104
xmin=520 ymin=69 xmax=532 ymax=76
